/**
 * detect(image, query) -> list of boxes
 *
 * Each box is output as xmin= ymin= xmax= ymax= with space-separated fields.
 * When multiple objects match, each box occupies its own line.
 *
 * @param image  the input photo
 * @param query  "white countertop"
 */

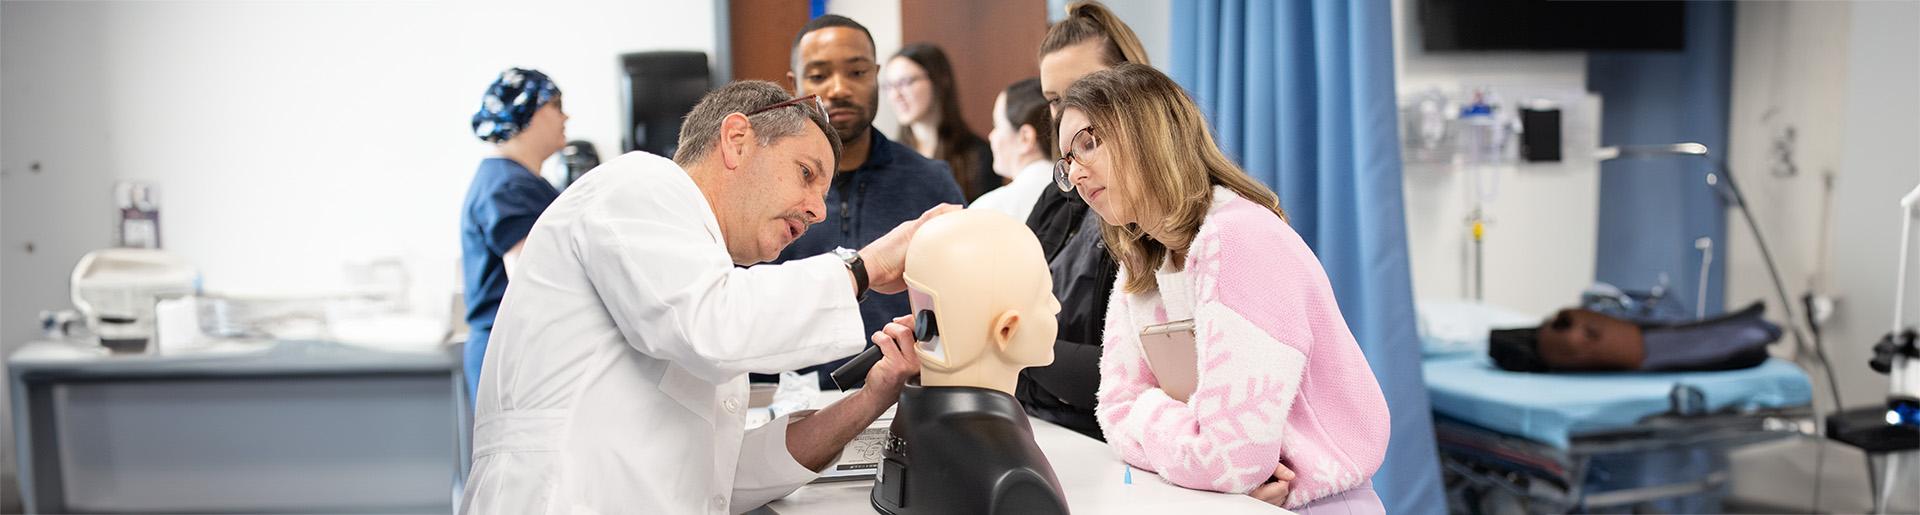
xmin=753 ymin=391 xmax=1288 ymax=514
xmin=7 ymin=339 xmax=457 ymax=377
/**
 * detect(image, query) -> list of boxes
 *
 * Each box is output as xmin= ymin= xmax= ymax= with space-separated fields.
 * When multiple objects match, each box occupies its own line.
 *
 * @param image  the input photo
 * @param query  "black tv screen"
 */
xmin=1420 ymin=0 xmax=1685 ymax=51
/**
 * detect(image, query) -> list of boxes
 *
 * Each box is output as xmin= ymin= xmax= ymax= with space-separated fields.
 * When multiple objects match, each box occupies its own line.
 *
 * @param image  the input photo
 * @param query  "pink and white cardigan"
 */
xmin=1096 ymin=186 xmax=1392 ymax=508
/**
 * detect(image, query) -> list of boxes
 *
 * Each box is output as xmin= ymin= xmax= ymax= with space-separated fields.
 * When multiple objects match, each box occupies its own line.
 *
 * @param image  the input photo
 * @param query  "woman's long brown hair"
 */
xmin=1060 ymin=64 xmax=1285 ymax=294
xmin=893 ymin=43 xmax=990 ymax=198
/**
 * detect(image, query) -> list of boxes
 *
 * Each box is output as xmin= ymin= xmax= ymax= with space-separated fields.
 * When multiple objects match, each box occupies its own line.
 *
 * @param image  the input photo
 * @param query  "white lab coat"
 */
xmin=459 ymin=151 xmax=867 ymax=515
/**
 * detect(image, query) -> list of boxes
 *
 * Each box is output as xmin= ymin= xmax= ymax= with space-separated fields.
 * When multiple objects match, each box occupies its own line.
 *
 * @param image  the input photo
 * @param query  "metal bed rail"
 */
xmin=1436 ymin=406 xmax=1815 ymax=513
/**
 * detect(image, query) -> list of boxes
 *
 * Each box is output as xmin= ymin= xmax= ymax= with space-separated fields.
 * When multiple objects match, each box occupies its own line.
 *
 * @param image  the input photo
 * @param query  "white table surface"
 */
xmin=752 ymin=391 xmax=1288 ymax=514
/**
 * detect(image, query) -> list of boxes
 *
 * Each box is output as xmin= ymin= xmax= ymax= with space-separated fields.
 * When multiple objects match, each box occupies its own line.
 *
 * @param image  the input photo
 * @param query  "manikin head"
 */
xmin=1536 ymin=308 xmax=1645 ymax=370
xmin=902 ymin=210 xmax=1060 ymax=395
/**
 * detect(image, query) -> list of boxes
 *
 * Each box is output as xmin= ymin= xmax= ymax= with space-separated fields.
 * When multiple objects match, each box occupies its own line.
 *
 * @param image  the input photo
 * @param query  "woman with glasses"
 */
xmin=1011 ymin=0 xmax=1147 ymax=446
xmin=1058 ymin=63 xmax=1391 ymax=514
xmin=885 ymin=43 xmax=997 ymax=201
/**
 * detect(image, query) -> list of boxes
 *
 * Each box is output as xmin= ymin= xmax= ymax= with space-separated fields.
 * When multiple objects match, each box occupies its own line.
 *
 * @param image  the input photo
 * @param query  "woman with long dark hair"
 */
xmin=886 ymin=43 xmax=997 ymax=201
xmin=1014 ymin=0 xmax=1146 ymax=444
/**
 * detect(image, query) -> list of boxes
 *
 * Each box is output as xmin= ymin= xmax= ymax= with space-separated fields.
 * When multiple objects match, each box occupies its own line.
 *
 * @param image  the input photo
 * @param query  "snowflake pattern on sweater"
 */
xmin=1095 ymin=186 xmax=1391 ymax=509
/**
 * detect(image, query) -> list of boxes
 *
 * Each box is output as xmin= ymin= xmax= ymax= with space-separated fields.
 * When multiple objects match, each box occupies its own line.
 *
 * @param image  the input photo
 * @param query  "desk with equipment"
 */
xmin=7 ymin=339 xmax=467 ymax=514
xmin=751 ymin=390 xmax=1287 ymax=515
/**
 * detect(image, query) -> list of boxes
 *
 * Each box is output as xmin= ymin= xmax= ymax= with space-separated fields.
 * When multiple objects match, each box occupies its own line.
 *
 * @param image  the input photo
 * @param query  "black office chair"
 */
xmin=560 ymin=140 xmax=599 ymax=190
xmin=622 ymin=51 xmax=712 ymax=157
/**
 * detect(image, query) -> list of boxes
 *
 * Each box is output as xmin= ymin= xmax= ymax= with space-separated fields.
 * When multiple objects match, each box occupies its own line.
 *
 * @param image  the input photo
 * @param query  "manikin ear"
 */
xmin=718 ymin=112 xmax=755 ymax=171
xmin=991 ymin=310 xmax=1022 ymax=353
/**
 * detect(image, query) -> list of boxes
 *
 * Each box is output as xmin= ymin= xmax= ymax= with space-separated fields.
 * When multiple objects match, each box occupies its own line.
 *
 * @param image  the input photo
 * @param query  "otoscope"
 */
xmin=829 ymin=311 xmax=937 ymax=390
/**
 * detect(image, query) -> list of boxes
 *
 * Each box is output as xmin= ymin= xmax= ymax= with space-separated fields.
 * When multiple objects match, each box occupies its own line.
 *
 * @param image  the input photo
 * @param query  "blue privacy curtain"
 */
xmin=1589 ymin=1 xmax=1733 ymax=317
xmin=1170 ymin=1 xmax=1444 ymax=513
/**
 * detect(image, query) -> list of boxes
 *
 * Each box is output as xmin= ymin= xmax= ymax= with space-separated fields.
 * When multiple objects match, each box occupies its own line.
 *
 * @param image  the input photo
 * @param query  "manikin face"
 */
xmin=904 ymin=274 xmax=1058 ymax=370
xmin=1536 ymin=309 xmax=1645 ymax=370
xmin=907 ymin=284 xmax=948 ymax=364
xmin=899 ymin=210 xmax=1059 ymax=374
xmin=1007 ymin=282 xmax=1061 ymax=366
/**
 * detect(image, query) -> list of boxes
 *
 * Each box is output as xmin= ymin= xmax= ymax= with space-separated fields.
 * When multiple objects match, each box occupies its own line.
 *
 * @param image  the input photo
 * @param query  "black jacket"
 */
xmin=1014 ymin=186 xmax=1117 ymax=440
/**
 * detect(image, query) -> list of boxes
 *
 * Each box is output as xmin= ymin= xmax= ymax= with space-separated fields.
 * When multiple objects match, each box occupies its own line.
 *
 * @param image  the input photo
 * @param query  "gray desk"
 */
xmin=8 ymin=340 xmax=467 ymax=514
xmin=755 ymin=392 xmax=1288 ymax=514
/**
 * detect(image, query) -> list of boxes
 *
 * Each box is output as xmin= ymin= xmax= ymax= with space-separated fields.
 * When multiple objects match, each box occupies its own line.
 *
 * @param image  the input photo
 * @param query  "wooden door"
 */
xmin=729 ymin=0 xmax=811 ymax=86
xmin=901 ymin=0 xmax=1048 ymax=137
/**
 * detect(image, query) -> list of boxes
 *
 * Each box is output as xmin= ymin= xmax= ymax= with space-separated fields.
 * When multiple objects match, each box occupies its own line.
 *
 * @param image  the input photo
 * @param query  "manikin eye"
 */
xmin=914 ymin=310 xmax=945 ymax=362
xmin=914 ymin=310 xmax=938 ymax=342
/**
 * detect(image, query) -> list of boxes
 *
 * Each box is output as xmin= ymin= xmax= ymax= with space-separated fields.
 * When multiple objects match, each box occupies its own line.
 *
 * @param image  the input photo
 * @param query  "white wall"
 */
xmin=0 ymin=0 xmax=716 ymax=498
xmin=1727 ymin=1 xmax=1920 ymax=494
xmin=1077 ymin=0 xmax=1172 ymax=67
xmin=1725 ymin=0 xmax=1920 ymax=413
xmin=1391 ymin=0 xmax=1602 ymax=316
xmin=1723 ymin=0 xmax=1853 ymax=401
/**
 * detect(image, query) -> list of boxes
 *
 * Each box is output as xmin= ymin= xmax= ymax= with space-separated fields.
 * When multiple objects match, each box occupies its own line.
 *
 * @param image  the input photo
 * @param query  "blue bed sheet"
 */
xmin=1423 ymin=354 xmax=1812 ymax=449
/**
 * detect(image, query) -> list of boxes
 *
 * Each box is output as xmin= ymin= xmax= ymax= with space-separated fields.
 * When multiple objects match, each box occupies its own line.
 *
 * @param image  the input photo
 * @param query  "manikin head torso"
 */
xmin=902 ymin=210 xmax=1060 ymax=395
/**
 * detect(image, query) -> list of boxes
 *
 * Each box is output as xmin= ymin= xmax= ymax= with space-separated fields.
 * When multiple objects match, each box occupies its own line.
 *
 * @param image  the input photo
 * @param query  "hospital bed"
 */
xmin=1416 ymin=302 xmax=1816 ymax=513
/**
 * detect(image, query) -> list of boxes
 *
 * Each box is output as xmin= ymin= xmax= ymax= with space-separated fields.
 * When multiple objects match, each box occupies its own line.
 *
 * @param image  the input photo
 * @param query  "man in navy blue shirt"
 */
xmin=759 ymin=15 xmax=964 ymax=388
xmin=460 ymin=68 xmax=568 ymax=400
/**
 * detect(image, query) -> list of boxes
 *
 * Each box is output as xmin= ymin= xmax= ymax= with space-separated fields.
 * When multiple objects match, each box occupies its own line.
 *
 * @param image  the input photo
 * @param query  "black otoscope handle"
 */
xmin=830 ymin=346 xmax=885 ymax=391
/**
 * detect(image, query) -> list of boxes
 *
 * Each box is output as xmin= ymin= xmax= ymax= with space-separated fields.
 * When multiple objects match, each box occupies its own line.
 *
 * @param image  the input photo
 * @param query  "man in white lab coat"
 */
xmin=460 ymin=80 xmax=950 ymax=514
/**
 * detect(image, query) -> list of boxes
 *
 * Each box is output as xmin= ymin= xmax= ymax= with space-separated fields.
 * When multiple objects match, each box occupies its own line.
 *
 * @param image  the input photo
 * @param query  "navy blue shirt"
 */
xmin=460 ymin=157 xmax=559 ymax=394
xmin=761 ymin=129 xmax=965 ymax=388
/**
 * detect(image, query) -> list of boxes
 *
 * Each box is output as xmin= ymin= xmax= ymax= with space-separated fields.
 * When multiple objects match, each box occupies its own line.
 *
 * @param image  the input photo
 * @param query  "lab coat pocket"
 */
xmin=659 ymin=363 xmax=719 ymax=424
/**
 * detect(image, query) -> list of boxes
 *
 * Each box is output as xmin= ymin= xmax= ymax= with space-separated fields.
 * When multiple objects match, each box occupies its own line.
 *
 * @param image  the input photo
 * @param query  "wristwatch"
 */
xmin=833 ymin=247 xmax=869 ymax=302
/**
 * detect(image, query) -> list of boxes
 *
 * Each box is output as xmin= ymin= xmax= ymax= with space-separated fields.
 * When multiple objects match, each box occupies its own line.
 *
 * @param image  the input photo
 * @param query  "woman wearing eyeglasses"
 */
xmin=1013 ymin=0 xmax=1146 ymax=447
xmin=1058 ymin=63 xmax=1391 ymax=514
xmin=886 ymin=43 xmax=997 ymax=202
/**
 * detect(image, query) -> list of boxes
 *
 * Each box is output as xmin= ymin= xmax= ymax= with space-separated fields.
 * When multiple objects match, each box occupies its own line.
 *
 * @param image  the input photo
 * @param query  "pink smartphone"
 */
xmin=1139 ymin=319 xmax=1198 ymax=402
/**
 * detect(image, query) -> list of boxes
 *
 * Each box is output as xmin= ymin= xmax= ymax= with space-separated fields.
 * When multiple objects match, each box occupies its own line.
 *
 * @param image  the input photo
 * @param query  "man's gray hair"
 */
xmin=673 ymin=80 xmax=841 ymax=170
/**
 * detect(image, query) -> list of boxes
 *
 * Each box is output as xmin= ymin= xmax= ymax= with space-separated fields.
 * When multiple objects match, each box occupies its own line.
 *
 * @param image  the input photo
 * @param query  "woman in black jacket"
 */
xmin=1012 ymin=0 xmax=1152 ymax=441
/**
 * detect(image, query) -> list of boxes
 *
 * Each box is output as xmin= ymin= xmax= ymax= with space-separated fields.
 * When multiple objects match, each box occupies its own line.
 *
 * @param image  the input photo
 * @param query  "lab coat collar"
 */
xmin=656 ymin=154 xmax=728 ymax=247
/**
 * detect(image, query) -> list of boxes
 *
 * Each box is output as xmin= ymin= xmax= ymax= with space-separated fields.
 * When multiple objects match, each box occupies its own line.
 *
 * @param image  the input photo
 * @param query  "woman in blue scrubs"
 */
xmin=460 ymin=68 xmax=567 ymax=400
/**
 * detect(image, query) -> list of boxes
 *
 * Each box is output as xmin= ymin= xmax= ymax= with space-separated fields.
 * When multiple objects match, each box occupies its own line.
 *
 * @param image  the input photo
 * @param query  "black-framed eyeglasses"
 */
xmin=1053 ymin=126 xmax=1098 ymax=192
xmin=746 ymin=94 xmax=824 ymax=117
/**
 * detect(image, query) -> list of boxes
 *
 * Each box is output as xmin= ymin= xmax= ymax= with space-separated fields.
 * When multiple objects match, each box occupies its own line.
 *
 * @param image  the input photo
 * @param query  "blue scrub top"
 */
xmin=460 ymin=157 xmax=559 ymax=398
